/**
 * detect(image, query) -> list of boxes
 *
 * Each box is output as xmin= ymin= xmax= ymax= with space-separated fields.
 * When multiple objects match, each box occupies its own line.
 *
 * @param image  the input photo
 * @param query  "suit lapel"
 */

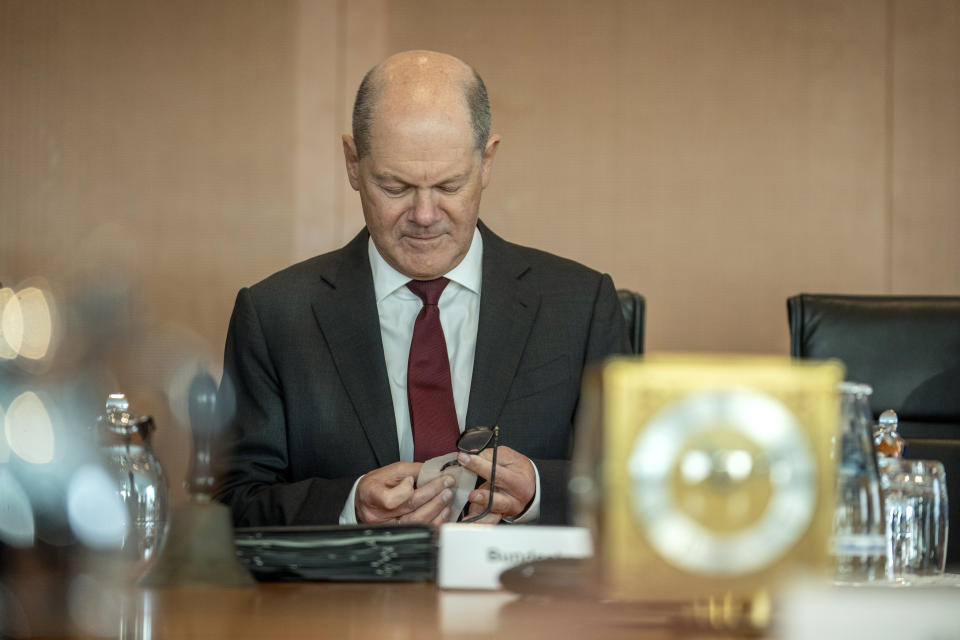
xmin=466 ymin=223 xmax=540 ymax=427
xmin=310 ymin=230 xmax=400 ymax=467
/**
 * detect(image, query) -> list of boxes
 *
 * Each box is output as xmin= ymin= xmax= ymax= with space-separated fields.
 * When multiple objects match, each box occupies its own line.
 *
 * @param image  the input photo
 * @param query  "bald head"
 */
xmin=351 ymin=51 xmax=491 ymax=158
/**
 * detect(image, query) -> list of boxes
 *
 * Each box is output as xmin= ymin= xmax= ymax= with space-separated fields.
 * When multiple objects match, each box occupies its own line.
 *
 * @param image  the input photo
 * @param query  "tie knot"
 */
xmin=407 ymin=277 xmax=449 ymax=306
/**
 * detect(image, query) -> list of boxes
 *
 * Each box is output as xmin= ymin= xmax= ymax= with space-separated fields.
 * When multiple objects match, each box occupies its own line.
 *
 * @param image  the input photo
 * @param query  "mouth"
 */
xmin=403 ymin=233 xmax=445 ymax=245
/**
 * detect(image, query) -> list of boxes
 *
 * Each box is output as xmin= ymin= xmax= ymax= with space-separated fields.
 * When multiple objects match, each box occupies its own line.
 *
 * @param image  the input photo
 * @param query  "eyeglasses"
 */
xmin=453 ymin=425 xmax=499 ymax=523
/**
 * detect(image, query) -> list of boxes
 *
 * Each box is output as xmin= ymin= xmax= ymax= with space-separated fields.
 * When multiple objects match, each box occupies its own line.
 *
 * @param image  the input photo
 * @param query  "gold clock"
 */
xmin=573 ymin=354 xmax=842 ymax=601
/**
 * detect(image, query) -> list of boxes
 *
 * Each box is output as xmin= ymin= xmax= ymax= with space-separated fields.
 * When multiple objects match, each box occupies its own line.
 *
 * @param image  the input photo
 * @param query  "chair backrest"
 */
xmin=616 ymin=289 xmax=645 ymax=355
xmin=787 ymin=294 xmax=960 ymax=438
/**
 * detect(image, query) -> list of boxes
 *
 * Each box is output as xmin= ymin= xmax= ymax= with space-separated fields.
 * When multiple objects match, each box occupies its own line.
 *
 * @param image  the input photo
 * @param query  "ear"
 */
xmin=480 ymin=134 xmax=500 ymax=189
xmin=342 ymin=134 xmax=361 ymax=191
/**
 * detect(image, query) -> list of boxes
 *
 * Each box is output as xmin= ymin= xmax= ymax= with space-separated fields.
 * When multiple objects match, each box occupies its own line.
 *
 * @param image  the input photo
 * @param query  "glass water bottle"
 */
xmin=832 ymin=382 xmax=886 ymax=583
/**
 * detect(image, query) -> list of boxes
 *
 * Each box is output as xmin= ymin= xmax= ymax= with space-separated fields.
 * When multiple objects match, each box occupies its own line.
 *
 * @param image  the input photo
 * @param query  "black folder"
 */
xmin=233 ymin=523 xmax=437 ymax=582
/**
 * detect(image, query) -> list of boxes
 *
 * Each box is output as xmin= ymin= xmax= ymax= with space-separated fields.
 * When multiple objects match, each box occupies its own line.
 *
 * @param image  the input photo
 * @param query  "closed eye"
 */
xmin=436 ymin=184 xmax=462 ymax=194
xmin=380 ymin=185 xmax=409 ymax=196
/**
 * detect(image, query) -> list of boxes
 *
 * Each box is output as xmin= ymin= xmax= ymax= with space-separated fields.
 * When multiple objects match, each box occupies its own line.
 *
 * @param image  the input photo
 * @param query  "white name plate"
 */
xmin=437 ymin=524 xmax=593 ymax=590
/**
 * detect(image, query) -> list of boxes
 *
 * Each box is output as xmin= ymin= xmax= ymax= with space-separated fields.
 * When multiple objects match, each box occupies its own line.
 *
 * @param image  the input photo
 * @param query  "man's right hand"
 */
xmin=355 ymin=461 xmax=454 ymax=525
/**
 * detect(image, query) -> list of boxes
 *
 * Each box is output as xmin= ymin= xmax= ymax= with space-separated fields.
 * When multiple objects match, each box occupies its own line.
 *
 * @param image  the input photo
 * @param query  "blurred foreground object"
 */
xmin=0 ymin=285 xmax=58 ymax=365
xmin=878 ymin=458 xmax=949 ymax=581
xmin=0 ymin=275 xmax=147 ymax=637
xmin=139 ymin=370 xmax=253 ymax=587
xmin=96 ymin=393 xmax=168 ymax=570
xmin=833 ymin=382 xmax=885 ymax=583
xmin=571 ymin=354 xmax=842 ymax=629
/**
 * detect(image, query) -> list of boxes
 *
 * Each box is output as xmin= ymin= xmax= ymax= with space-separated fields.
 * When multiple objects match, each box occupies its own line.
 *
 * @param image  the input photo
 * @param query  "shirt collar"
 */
xmin=368 ymin=226 xmax=483 ymax=303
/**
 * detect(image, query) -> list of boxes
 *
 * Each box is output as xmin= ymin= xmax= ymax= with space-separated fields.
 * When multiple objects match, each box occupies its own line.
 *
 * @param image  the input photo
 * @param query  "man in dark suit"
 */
xmin=216 ymin=50 xmax=628 ymax=527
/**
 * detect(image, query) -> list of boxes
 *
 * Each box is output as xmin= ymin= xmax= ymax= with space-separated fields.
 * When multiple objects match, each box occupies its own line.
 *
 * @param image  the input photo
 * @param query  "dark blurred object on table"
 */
xmin=138 ymin=369 xmax=253 ymax=587
xmin=616 ymin=289 xmax=645 ymax=355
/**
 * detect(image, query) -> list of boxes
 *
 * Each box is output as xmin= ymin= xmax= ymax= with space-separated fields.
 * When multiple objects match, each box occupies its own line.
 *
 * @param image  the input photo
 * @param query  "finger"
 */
xmin=457 ymin=447 xmax=521 ymax=476
xmin=369 ymin=473 xmax=452 ymax=521
xmin=405 ymin=474 xmax=454 ymax=511
xmin=467 ymin=484 xmax=523 ymax=517
xmin=403 ymin=486 xmax=454 ymax=524
xmin=465 ymin=497 xmax=502 ymax=524
xmin=356 ymin=463 xmax=425 ymax=523
xmin=430 ymin=506 xmax=452 ymax=527
xmin=456 ymin=450 xmax=530 ymax=501
xmin=383 ymin=462 xmax=423 ymax=487
xmin=457 ymin=451 xmax=493 ymax=481
xmin=379 ymin=475 xmax=415 ymax=510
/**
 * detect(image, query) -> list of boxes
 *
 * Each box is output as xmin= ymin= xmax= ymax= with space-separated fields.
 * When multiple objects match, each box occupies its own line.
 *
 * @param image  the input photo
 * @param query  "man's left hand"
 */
xmin=457 ymin=446 xmax=535 ymax=523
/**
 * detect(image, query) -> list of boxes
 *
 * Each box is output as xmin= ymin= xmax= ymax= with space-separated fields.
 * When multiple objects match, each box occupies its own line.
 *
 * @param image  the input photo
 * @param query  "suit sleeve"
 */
xmin=533 ymin=273 xmax=630 ymax=525
xmin=214 ymin=287 xmax=358 ymax=526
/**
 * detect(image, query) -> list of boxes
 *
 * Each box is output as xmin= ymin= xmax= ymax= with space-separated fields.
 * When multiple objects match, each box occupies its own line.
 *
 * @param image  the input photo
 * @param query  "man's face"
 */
xmin=343 ymin=107 xmax=499 ymax=280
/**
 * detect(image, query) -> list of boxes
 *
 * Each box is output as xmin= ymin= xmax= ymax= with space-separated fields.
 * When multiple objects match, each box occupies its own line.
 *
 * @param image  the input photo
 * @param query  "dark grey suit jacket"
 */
xmin=215 ymin=221 xmax=628 ymax=526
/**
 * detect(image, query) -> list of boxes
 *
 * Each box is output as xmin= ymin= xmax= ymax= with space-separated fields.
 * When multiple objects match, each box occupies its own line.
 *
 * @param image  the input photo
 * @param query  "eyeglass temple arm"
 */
xmin=461 ymin=426 xmax=498 ymax=523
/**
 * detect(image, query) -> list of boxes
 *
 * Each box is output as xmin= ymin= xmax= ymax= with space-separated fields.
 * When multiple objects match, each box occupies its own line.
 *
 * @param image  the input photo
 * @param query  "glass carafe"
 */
xmin=832 ymin=382 xmax=886 ymax=583
xmin=97 ymin=393 xmax=169 ymax=568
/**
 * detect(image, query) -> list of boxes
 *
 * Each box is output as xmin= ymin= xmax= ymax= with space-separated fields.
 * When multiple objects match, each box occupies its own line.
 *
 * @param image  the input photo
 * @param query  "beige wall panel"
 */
xmin=294 ymin=0 xmax=343 ymax=262
xmin=335 ymin=0 xmax=390 ymax=247
xmin=296 ymin=0 xmax=392 ymax=259
xmin=384 ymin=0 xmax=889 ymax=353
xmin=1 ymin=0 xmax=300 ymax=500
xmin=891 ymin=0 xmax=960 ymax=293
xmin=1 ymin=0 xmax=298 ymax=334
xmin=4 ymin=1 xmax=959 ymax=506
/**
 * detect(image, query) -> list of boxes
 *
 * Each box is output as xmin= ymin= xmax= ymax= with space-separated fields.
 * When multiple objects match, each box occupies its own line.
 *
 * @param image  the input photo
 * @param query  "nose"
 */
xmin=409 ymin=188 xmax=442 ymax=226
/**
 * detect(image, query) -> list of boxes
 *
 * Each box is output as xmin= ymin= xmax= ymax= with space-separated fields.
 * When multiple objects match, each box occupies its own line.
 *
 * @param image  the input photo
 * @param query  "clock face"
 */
xmin=627 ymin=388 xmax=818 ymax=576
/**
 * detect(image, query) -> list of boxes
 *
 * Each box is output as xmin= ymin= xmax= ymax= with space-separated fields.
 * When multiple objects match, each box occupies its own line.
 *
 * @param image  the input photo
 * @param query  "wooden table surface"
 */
xmin=43 ymin=580 xmax=741 ymax=640
xmin=2 ymin=546 xmax=753 ymax=639
xmin=134 ymin=582 xmax=698 ymax=640
xmin=14 ymin=572 xmax=960 ymax=639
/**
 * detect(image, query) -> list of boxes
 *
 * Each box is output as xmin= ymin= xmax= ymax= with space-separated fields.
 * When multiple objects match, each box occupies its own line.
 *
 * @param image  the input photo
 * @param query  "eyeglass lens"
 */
xmin=457 ymin=427 xmax=494 ymax=453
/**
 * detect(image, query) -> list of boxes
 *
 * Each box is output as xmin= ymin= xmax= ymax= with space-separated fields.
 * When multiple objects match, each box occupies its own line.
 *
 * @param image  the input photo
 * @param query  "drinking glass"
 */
xmin=878 ymin=458 xmax=949 ymax=583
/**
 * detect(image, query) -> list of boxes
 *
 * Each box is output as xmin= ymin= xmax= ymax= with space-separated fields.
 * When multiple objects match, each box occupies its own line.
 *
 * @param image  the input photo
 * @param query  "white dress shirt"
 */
xmin=374 ymin=229 xmax=483 ymax=459
xmin=339 ymin=227 xmax=540 ymax=524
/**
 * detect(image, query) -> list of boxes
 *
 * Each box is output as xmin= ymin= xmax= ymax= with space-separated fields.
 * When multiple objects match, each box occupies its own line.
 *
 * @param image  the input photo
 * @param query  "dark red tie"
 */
xmin=407 ymin=278 xmax=459 ymax=462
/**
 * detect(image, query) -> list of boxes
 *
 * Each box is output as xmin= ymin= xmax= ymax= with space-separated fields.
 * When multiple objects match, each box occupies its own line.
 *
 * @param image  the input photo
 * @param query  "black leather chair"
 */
xmin=617 ymin=289 xmax=645 ymax=355
xmin=787 ymin=293 xmax=960 ymax=568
